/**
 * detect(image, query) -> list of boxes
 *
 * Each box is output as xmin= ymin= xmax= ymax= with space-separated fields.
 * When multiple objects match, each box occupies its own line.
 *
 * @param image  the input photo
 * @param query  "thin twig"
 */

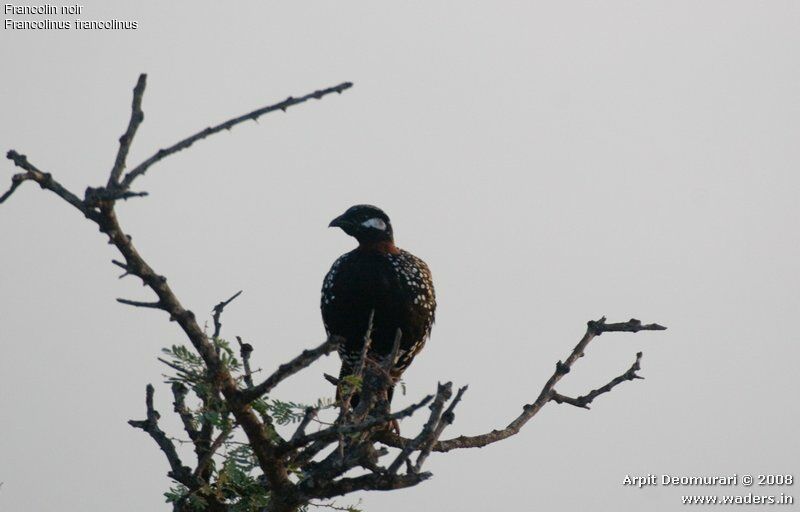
xmin=236 ymin=336 xmax=255 ymax=389
xmin=193 ymin=425 xmax=233 ymax=480
xmin=0 ymin=174 xmax=24 ymax=203
xmin=171 ymin=383 xmax=199 ymax=442
xmin=290 ymin=407 xmax=319 ymax=443
xmin=383 ymin=328 xmax=402 ymax=372
xmin=354 ymin=310 xmax=375 ymax=378
xmin=280 ymin=394 xmax=433 ymax=454
xmin=211 ymin=290 xmax=243 ymax=339
xmin=128 ymin=384 xmax=194 ymax=486
xmin=378 ymin=318 xmax=666 ymax=453
xmin=338 ymin=311 xmax=375 ymax=422
xmin=4 ymin=151 xmax=98 ymax=220
xmin=241 ymin=337 xmax=338 ymax=402
xmin=108 ymin=74 xmax=147 ymax=186
xmin=120 ymin=82 xmax=353 ymax=188
xmin=116 ymin=298 xmax=163 ymax=309
xmin=388 ymin=383 xmax=451 ymax=474
xmin=551 ymin=351 xmax=644 ymax=409
xmin=413 ymin=385 xmax=468 ymax=472
xmin=111 ymin=259 xmax=130 ymax=271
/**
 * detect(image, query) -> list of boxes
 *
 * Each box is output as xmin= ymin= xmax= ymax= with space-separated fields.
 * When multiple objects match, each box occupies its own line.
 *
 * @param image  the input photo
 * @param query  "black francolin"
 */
xmin=322 ymin=205 xmax=436 ymax=406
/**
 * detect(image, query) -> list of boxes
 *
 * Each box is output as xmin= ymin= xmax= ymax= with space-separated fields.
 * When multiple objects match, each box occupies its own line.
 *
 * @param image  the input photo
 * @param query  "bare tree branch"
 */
xmin=387 ymin=383 xmax=451 ymax=474
xmin=236 ymin=335 xmax=255 ymax=389
xmin=84 ymin=186 xmax=149 ymax=203
xmin=171 ymin=382 xmax=200 ymax=442
xmin=129 ymin=384 xmax=195 ymax=486
xmin=119 ymin=81 xmax=353 ymax=189
xmin=378 ymin=318 xmax=666 ymax=453
xmin=212 ymin=289 xmax=243 ymax=339
xmin=290 ymin=407 xmax=319 ymax=443
xmin=589 ymin=318 xmax=666 ymax=334
xmin=383 ymin=328 xmax=402 ymax=372
xmin=116 ymin=297 xmax=164 ymax=309
xmin=3 ymin=151 xmax=98 ymax=220
xmin=108 ymin=74 xmax=147 ymax=186
xmin=551 ymin=351 xmax=644 ymax=410
xmin=353 ymin=310 xmax=375 ymax=378
xmin=0 ymin=173 xmax=24 ymax=203
xmin=413 ymin=385 xmax=468 ymax=472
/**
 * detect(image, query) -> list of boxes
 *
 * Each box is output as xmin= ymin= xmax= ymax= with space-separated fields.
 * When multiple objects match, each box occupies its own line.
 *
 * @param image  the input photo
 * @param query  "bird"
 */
xmin=321 ymin=204 xmax=436 ymax=408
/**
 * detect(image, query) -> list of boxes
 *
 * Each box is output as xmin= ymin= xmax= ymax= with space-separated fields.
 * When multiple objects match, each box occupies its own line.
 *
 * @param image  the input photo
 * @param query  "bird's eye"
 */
xmin=361 ymin=217 xmax=387 ymax=230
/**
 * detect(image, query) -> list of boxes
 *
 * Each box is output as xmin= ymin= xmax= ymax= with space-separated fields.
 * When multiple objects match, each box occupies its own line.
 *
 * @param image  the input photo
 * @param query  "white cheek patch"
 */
xmin=361 ymin=217 xmax=387 ymax=231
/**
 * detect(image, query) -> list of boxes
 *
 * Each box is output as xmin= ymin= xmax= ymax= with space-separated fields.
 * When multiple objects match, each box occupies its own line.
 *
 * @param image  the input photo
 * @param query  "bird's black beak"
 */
xmin=328 ymin=215 xmax=348 ymax=229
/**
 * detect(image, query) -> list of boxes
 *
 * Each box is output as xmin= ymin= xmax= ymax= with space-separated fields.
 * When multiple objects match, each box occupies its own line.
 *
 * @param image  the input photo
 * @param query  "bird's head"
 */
xmin=329 ymin=204 xmax=394 ymax=244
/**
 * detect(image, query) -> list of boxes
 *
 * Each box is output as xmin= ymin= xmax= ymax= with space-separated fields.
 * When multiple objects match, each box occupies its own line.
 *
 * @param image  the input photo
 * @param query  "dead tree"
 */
xmin=1 ymin=74 xmax=666 ymax=512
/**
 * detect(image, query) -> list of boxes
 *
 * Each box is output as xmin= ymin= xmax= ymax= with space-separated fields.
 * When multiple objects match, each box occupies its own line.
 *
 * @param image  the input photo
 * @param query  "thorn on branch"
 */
xmin=110 ymin=259 xmax=135 ymax=279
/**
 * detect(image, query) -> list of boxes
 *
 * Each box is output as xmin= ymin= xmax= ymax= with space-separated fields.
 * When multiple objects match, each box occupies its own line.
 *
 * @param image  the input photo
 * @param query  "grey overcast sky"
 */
xmin=1 ymin=1 xmax=798 ymax=511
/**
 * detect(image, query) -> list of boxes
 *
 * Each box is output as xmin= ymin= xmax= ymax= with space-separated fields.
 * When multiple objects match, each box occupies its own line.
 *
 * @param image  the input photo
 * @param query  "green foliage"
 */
xmin=158 ymin=342 xmax=338 ymax=511
xmin=263 ymin=397 xmax=335 ymax=426
xmin=162 ymin=338 xmax=241 ymax=383
xmin=213 ymin=446 xmax=270 ymax=512
xmin=165 ymin=484 xmax=208 ymax=511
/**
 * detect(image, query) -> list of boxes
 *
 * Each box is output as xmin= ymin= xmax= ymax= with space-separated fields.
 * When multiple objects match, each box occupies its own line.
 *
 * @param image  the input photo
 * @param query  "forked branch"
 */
xmin=377 ymin=318 xmax=665 ymax=453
